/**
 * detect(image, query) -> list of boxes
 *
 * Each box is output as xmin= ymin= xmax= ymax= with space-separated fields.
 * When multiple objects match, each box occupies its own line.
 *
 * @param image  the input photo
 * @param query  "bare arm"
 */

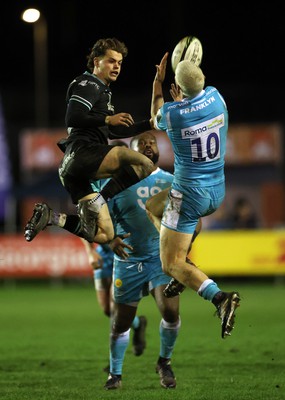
xmin=151 ymin=52 xmax=168 ymax=121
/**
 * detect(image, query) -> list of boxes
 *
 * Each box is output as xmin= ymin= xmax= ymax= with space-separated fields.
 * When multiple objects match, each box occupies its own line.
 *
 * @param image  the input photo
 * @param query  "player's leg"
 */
xmin=164 ymin=218 xmax=202 ymax=297
xmin=93 ymin=239 xmax=146 ymax=356
xmin=131 ymin=315 xmax=147 ymax=356
xmin=105 ymin=258 xmax=149 ymax=389
xmin=160 ymin=228 xmax=207 ymax=288
xmin=160 ymin=226 xmax=240 ymax=338
xmin=94 ymin=275 xmax=113 ymax=317
xmin=97 ymin=145 xmax=154 ymax=180
xmin=24 ymin=202 xmax=114 ymax=244
xmin=94 ymin=273 xmax=114 ymax=373
xmin=146 ymin=188 xmax=203 ymax=297
xmin=79 ymin=146 xmax=154 ymax=208
xmin=146 ymin=189 xmax=202 ymax=241
xmin=104 ymin=303 xmax=137 ymax=390
xmin=76 ymin=146 xmax=154 ymax=242
xmin=145 ymin=187 xmax=169 ymax=231
xmin=159 ymin=185 xmax=240 ymax=338
xmin=151 ymin=284 xmax=180 ymax=389
xmin=89 ymin=245 xmax=114 ymax=372
xmin=144 ymin=257 xmax=179 ymax=389
xmin=25 ymin=145 xmax=154 ymax=243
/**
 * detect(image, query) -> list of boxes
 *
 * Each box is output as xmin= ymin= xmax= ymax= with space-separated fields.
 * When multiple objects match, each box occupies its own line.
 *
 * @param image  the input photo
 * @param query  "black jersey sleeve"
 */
xmin=108 ymin=119 xmax=152 ymax=139
xmin=65 ymin=100 xmax=106 ymax=127
xmin=65 ymin=75 xmax=109 ymax=128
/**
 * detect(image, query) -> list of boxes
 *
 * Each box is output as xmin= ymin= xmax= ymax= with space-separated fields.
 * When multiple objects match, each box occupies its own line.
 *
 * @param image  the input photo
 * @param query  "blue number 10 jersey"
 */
xmin=155 ymin=86 xmax=228 ymax=187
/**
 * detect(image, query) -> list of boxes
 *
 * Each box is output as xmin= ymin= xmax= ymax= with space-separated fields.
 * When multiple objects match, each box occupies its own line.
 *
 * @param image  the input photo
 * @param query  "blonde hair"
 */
xmin=175 ymin=60 xmax=205 ymax=99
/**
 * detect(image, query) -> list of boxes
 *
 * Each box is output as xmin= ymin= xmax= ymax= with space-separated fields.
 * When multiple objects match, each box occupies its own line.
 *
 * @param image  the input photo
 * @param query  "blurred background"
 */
xmin=0 ymin=0 xmax=284 ymax=280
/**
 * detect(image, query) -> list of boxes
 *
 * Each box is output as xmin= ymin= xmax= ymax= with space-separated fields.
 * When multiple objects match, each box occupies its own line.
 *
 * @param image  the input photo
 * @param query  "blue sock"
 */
xmin=110 ymin=329 xmax=130 ymax=376
xmin=198 ymin=279 xmax=221 ymax=301
xmin=131 ymin=315 xmax=140 ymax=330
xmin=159 ymin=318 xmax=181 ymax=359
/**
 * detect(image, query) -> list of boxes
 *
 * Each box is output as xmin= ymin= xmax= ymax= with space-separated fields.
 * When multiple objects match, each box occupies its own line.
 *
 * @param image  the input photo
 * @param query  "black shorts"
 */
xmin=58 ymin=140 xmax=114 ymax=204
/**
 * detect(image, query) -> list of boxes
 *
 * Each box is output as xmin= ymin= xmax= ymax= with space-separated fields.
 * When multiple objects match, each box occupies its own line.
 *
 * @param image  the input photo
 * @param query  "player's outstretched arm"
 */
xmin=151 ymin=52 xmax=168 ymax=120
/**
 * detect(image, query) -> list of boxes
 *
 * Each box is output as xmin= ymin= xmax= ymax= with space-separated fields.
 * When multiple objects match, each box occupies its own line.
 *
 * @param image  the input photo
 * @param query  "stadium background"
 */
xmin=0 ymin=3 xmax=284 ymax=399
xmin=0 ymin=2 xmax=284 ymax=283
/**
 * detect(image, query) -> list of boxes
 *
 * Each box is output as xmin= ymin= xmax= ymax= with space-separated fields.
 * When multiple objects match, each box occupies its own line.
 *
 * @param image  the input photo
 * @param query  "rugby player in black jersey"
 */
xmin=25 ymin=38 xmax=155 ymax=244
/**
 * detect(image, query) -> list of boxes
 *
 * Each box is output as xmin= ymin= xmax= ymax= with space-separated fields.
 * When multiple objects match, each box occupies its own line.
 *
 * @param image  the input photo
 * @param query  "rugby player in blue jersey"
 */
xmin=147 ymin=53 xmax=240 ymax=340
xmin=102 ymin=131 xmax=180 ymax=390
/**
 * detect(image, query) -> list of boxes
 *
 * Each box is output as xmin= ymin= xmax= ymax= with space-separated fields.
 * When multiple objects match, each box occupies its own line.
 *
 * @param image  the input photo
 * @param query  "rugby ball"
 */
xmin=171 ymin=36 xmax=203 ymax=72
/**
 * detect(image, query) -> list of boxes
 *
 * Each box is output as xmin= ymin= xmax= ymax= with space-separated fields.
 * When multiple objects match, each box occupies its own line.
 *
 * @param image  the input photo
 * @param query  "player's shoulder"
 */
xmin=71 ymin=72 xmax=105 ymax=90
xmin=154 ymin=167 xmax=173 ymax=181
xmin=205 ymin=86 xmax=227 ymax=106
xmin=158 ymin=167 xmax=173 ymax=177
xmin=204 ymin=85 xmax=216 ymax=92
xmin=162 ymin=100 xmax=177 ymax=109
xmin=204 ymin=86 xmax=222 ymax=97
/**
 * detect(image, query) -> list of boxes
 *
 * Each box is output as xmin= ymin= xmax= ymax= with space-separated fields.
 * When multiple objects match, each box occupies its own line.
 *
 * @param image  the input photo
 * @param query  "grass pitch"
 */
xmin=0 ymin=279 xmax=284 ymax=400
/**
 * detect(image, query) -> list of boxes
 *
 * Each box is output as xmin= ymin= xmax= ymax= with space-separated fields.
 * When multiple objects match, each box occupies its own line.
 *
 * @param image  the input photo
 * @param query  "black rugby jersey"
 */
xmin=61 ymin=71 xmax=150 ymax=149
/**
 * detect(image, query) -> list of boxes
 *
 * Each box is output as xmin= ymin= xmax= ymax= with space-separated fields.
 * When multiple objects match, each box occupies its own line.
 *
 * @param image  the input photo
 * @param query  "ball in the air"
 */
xmin=171 ymin=36 xmax=203 ymax=72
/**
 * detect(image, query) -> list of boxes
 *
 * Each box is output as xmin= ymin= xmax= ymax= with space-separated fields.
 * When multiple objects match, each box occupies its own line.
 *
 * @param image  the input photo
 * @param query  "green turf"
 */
xmin=0 ymin=280 xmax=284 ymax=400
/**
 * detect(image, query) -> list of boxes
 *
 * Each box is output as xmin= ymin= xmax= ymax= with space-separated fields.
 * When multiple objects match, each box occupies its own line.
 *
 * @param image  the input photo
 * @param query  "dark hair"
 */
xmin=86 ymin=38 xmax=128 ymax=71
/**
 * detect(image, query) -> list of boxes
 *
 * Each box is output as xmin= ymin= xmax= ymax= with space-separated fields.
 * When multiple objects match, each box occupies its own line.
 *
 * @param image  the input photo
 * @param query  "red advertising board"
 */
xmin=0 ymin=234 xmax=93 ymax=278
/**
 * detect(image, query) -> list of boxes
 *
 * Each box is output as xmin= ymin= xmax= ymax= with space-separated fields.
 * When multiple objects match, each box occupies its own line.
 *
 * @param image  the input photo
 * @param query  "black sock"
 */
xmin=101 ymin=166 xmax=140 ymax=201
xmin=157 ymin=356 xmax=170 ymax=365
xmin=110 ymin=373 xmax=122 ymax=378
xmin=212 ymin=291 xmax=226 ymax=306
xmin=62 ymin=215 xmax=84 ymax=237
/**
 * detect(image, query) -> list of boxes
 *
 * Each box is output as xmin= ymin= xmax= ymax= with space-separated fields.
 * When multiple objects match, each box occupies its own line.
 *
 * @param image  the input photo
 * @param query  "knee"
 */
xmin=133 ymin=163 xmax=153 ymax=180
xmin=162 ymin=313 xmax=180 ymax=326
xmin=161 ymin=263 xmax=170 ymax=275
xmin=112 ymin=320 xmax=131 ymax=334
xmin=161 ymin=260 xmax=175 ymax=276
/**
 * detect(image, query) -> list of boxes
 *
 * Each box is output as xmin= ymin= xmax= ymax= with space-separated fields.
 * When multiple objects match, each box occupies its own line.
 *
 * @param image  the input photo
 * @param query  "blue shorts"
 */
xmin=161 ymin=182 xmax=225 ymax=234
xmin=112 ymin=255 xmax=171 ymax=304
xmin=94 ymin=264 xmax=113 ymax=280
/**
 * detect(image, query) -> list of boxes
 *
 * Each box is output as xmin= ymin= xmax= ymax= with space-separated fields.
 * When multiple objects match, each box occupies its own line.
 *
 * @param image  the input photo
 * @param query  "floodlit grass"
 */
xmin=0 ymin=279 xmax=284 ymax=400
